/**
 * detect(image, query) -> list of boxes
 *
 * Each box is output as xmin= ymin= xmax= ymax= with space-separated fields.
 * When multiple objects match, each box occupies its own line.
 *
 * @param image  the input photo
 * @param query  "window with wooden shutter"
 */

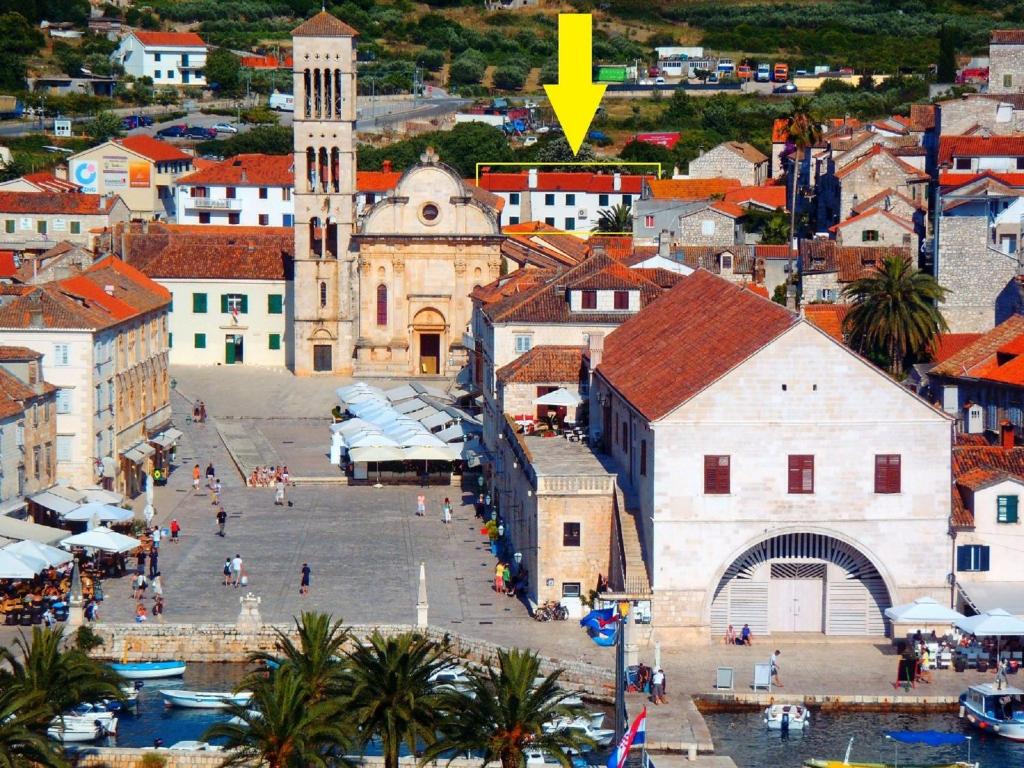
xmin=704 ymin=455 xmax=730 ymax=494
xmin=376 ymin=284 xmax=388 ymax=326
xmin=614 ymin=290 xmax=629 ymax=310
xmin=563 ymin=522 xmax=580 ymax=547
xmin=582 ymin=290 xmax=597 ymax=309
xmin=640 ymin=440 xmax=647 ymax=477
xmin=874 ymin=454 xmax=901 ymax=493
xmin=957 ymin=544 xmax=990 ymax=572
xmin=788 ymin=454 xmax=814 ymax=493
xmin=998 ymin=495 xmax=1019 ymax=524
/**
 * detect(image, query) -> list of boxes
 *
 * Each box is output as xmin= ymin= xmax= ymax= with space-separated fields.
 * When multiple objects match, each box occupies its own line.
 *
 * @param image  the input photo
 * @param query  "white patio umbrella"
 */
xmin=955 ymin=608 xmax=1024 ymax=661
xmin=79 ymin=487 xmax=124 ymax=505
xmin=145 ymin=470 xmax=154 ymax=505
xmin=533 ymin=388 xmax=583 ymax=407
xmin=62 ymin=502 xmax=134 ymax=523
xmin=348 ymin=446 xmax=405 ymax=463
xmin=885 ymin=597 xmax=965 ymax=623
xmin=401 ymin=445 xmax=460 ymax=461
xmin=61 ymin=527 xmax=140 ymax=555
xmin=2 ymin=540 xmax=72 ymax=570
xmin=346 ymin=431 xmax=398 ymax=449
xmin=0 ymin=550 xmax=40 ymax=579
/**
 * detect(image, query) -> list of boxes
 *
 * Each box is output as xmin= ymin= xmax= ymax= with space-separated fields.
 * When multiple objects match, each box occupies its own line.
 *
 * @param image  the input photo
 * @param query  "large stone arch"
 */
xmin=702 ymin=527 xmax=898 ymax=636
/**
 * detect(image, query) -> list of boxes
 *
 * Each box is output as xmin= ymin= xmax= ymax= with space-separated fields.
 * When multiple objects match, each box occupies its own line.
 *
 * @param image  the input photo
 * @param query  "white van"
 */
xmin=268 ymin=92 xmax=295 ymax=112
xmin=756 ymin=63 xmax=771 ymax=82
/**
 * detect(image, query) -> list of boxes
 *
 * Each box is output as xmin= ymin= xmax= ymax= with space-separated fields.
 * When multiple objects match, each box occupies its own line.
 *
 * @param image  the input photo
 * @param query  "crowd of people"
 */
xmin=248 ymin=465 xmax=290 ymax=488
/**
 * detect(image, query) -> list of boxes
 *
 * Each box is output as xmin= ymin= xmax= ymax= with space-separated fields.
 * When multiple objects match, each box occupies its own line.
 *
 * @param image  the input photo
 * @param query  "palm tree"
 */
xmin=204 ymin=670 xmax=352 ymax=768
xmin=0 ymin=627 xmax=124 ymax=718
xmin=594 ymin=204 xmax=632 ymax=233
xmin=249 ymin=612 xmax=350 ymax=702
xmin=784 ymin=100 xmax=823 ymax=295
xmin=423 ymin=649 xmax=592 ymax=768
xmin=344 ymin=631 xmax=451 ymax=768
xmin=842 ymin=253 xmax=949 ymax=375
xmin=0 ymin=685 xmax=67 ymax=768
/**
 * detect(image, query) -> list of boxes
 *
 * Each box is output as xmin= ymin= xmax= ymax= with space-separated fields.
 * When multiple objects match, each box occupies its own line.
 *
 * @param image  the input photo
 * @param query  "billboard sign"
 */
xmin=102 ymin=156 xmax=127 ymax=189
xmin=129 ymin=160 xmax=151 ymax=188
xmin=71 ymin=159 xmax=98 ymax=193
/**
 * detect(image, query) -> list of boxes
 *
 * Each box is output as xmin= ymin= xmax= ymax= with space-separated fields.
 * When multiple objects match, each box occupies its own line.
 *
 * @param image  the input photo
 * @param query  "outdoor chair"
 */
xmin=978 ymin=657 xmax=990 ymax=672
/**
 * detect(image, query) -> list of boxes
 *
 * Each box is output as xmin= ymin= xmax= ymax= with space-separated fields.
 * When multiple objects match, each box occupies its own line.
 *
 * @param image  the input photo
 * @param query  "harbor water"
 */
xmin=704 ymin=709 xmax=1024 ymax=767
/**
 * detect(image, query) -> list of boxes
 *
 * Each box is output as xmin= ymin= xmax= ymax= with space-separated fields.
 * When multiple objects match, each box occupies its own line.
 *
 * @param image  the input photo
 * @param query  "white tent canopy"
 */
xmin=62 ymin=502 xmax=134 ymax=523
xmin=885 ymin=597 xmax=965 ymax=623
xmin=349 ymin=446 xmax=405 ymax=464
xmin=0 ymin=550 xmax=40 ymax=579
xmin=534 ymin=388 xmax=583 ymax=407
xmin=955 ymin=608 xmax=1024 ymax=637
xmin=402 ymin=445 xmax=460 ymax=461
xmin=61 ymin=527 xmax=140 ymax=554
xmin=2 ymin=540 xmax=72 ymax=571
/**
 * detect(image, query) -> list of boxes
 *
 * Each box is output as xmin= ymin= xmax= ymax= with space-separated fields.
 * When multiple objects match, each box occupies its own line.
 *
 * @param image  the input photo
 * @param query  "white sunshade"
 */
xmin=28 ymin=490 xmax=80 ymax=516
xmin=2 ymin=540 xmax=72 ymax=570
xmin=385 ymin=384 xmax=418 ymax=402
xmin=394 ymin=398 xmax=429 ymax=414
xmin=348 ymin=446 xmax=406 ymax=463
xmin=402 ymin=445 xmax=460 ymax=461
xmin=534 ymin=388 xmax=583 ymax=407
xmin=885 ymin=596 xmax=965 ymax=623
xmin=0 ymin=516 xmax=66 ymax=545
xmin=955 ymin=608 xmax=1024 ymax=637
xmin=61 ymin=527 xmax=140 ymax=555
xmin=79 ymin=487 xmax=125 ymax=505
xmin=62 ymin=502 xmax=134 ymax=523
xmin=346 ymin=431 xmax=399 ymax=449
xmin=337 ymin=383 xmax=385 ymax=402
xmin=0 ymin=550 xmax=40 ymax=579
xmin=421 ymin=411 xmax=455 ymax=430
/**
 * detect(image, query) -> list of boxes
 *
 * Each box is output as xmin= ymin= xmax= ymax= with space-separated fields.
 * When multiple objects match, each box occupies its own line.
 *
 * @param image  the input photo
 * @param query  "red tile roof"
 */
xmin=59 ymin=275 xmax=138 ymax=320
xmin=992 ymin=29 xmax=1024 ymax=44
xmin=829 ymin=207 xmax=914 ymax=234
xmin=502 ymin=221 xmax=589 ymax=265
xmin=938 ymin=135 xmax=1024 ymax=165
xmin=803 ymin=303 xmax=850 ymax=343
xmin=723 ymin=185 xmax=788 ymax=210
xmin=0 ymin=191 xmax=119 ymax=215
xmin=477 ymin=171 xmax=647 ymax=194
xmin=909 ymin=104 xmax=936 ymax=131
xmin=357 ymin=170 xmax=402 ymax=192
xmin=131 ymin=30 xmax=205 ymax=47
xmin=292 ymin=10 xmax=358 ymax=36
xmin=0 ymin=346 xmax=41 ymax=361
xmin=834 ymin=144 xmax=929 ymax=180
xmin=718 ymin=141 xmax=768 ymax=164
xmin=939 ymin=170 xmax=1024 ymax=189
xmin=0 ymin=251 xmax=16 ymax=279
xmin=931 ymin=333 xmax=983 ymax=363
xmin=21 ymin=173 xmax=80 ymax=193
xmin=597 ymin=269 xmax=799 ymax=421
xmin=709 ymin=200 xmax=746 ymax=218
xmin=755 ymin=244 xmax=791 ymax=260
xmin=645 ymin=178 xmax=742 ymax=200
xmin=799 ymin=241 xmax=910 ymax=281
xmin=952 ymin=443 xmax=1024 ymax=526
xmin=177 ymin=154 xmax=293 ymax=187
xmin=496 ymin=345 xmax=584 ymax=384
xmin=116 ymin=135 xmax=193 ymax=163
xmin=851 ymin=188 xmax=925 ymax=215
xmin=931 ymin=316 xmax=1024 ymax=382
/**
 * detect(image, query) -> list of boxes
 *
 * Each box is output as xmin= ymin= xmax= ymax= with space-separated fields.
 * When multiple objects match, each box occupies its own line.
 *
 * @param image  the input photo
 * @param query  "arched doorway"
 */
xmin=412 ymin=308 xmax=446 ymax=375
xmin=709 ymin=532 xmax=893 ymax=637
xmin=309 ymin=327 xmax=335 ymax=372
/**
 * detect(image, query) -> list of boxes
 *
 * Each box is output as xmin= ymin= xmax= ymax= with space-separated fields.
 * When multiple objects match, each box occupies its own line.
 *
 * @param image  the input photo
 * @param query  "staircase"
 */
xmin=612 ymin=480 xmax=651 ymax=596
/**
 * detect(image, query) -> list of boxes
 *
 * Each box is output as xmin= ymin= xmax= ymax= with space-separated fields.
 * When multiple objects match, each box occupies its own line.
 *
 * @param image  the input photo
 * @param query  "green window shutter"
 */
xmin=192 ymin=293 xmax=207 ymax=313
xmin=168 ymin=332 xmax=173 ymax=348
xmin=194 ymin=333 xmax=206 ymax=349
xmin=269 ymin=333 xmax=281 ymax=350
xmin=220 ymin=294 xmax=229 ymax=313
xmin=268 ymin=294 xmax=283 ymax=314
xmin=4 ymin=220 xmax=13 ymax=234
xmin=168 ymin=296 xmax=173 ymax=312
xmin=999 ymin=495 xmax=1019 ymax=523
xmin=240 ymin=294 xmax=248 ymax=314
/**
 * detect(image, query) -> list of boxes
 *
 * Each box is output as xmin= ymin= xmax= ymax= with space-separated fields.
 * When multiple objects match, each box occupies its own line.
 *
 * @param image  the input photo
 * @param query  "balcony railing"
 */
xmin=188 ymin=198 xmax=241 ymax=211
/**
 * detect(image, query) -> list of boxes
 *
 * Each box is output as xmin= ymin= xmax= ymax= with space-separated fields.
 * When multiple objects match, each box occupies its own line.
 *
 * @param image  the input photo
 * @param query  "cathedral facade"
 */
xmin=290 ymin=12 xmax=502 ymax=376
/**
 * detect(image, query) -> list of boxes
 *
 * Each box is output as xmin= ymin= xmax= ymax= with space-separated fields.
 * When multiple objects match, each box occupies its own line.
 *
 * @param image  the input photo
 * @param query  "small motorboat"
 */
xmin=764 ymin=703 xmax=810 ymax=730
xmin=960 ymin=682 xmax=1024 ymax=741
xmin=543 ymin=716 xmax=615 ymax=747
xmin=806 ymin=732 xmax=978 ymax=768
xmin=110 ymin=661 xmax=186 ymax=679
xmin=65 ymin=705 xmax=118 ymax=732
xmin=532 ymin=676 xmax=584 ymax=707
xmin=160 ymin=689 xmax=253 ymax=709
xmin=167 ymin=741 xmax=223 ymax=751
xmin=525 ymin=748 xmax=588 ymax=768
xmin=47 ymin=715 xmax=117 ymax=743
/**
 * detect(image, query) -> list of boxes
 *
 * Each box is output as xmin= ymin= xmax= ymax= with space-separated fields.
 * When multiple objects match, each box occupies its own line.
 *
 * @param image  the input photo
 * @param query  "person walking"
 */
xmin=137 ymin=549 xmax=147 ymax=574
xmin=222 ymin=558 xmax=232 ymax=586
xmin=151 ymin=525 xmax=162 ymax=551
xmin=770 ymin=650 xmax=783 ymax=688
xmin=502 ymin=562 xmax=511 ymax=592
xmin=199 ymin=401 xmax=207 ymax=423
xmin=300 ymin=563 xmax=311 ymax=596
xmin=442 ymin=501 xmax=452 ymax=525
xmin=494 ymin=562 xmax=504 ymax=593
xmin=274 ymin=479 xmax=285 ymax=506
xmin=148 ymin=549 xmax=159 ymax=579
xmin=170 ymin=519 xmax=181 ymax=543
xmin=416 ymin=493 xmax=426 ymax=517
xmin=211 ymin=478 xmax=222 ymax=506
xmin=152 ymin=572 xmax=163 ymax=599
xmin=216 ymin=507 xmax=227 ymax=537
xmin=192 ymin=464 xmax=201 ymax=492
xmin=152 ymin=595 xmax=164 ymax=624
xmin=133 ymin=571 xmax=148 ymax=601
xmin=231 ymin=554 xmax=243 ymax=588
xmin=206 ymin=463 xmax=215 ymax=487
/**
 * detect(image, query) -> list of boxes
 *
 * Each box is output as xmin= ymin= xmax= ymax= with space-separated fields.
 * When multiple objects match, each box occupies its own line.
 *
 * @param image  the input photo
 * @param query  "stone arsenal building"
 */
xmin=290 ymin=12 xmax=501 ymax=376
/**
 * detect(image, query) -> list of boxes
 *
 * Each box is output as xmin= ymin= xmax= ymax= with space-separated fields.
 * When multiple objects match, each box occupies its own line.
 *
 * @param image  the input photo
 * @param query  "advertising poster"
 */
xmin=102 ymin=156 xmax=128 ymax=189
xmin=71 ymin=159 xmax=98 ymax=194
xmin=129 ymin=160 xmax=151 ymax=188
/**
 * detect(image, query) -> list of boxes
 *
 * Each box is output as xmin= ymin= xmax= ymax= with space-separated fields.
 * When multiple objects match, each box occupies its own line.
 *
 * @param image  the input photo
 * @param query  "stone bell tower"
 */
xmin=290 ymin=10 xmax=358 ymax=374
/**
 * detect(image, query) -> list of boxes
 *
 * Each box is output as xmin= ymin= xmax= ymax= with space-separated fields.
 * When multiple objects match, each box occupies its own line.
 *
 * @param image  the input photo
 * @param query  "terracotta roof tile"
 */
xmin=177 ymin=154 xmax=292 ymax=187
xmin=132 ymin=30 xmax=205 ymax=47
xmin=931 ymin=316 xmax=1024 ymax=378
xmin=992 ymin=29 xmax=1024 ymax=44
xmin=502 ymin=221 xmax=589 ymax=264
xmin=909 ymin=104 xmax=936 ymax=131
xmin=939 ymin=171 xmax=1024 ymax=190
xmin=645 ymin=178 xmax=742 ymax=200
xmin=952 ymin=444 xmax=1024 ymax=526
xmin=720 ymin=141 xmax=768 ymax=164
xmin=834 ymin=144 xmax=929 ymax=180
xmin=597 ymin=269 xmax=799 ymax=421
xmin=709 ymin=200 xmax=746 ymax=218
xmin=755 ymin=244 xmax=791 ymax=260
xmin=931 ymin=333 xmax=983 ymax=363
xmin=803 ymin=303 xmax=849 ymax=343
xmin=829 ymin=207 xmax=914 ymax=234
xmin=631 ymin=267 xmax=684 ymax=288
xmin=723 ymin=185 xmax=787 ymax=210
xmin=939 ymin=135 xmax=1024 ymax=165
xmin=496 ymin=345 xmax=584 ymax=384
xmin=0 ymin=192 xmax=118 ymax=215
xmin=116 ymin=135 xmax=193 ymax=163
xmin=292 ymin=10 xmax=358 ymax=37
xmin=477 ymin=171 xmax=647 ymax=194
xmin=672 ymin=245 xmax=756 ymax=275
xmin=798 ymin=241 xmax=910 ymax=281
xmin=357 ymin=170 xmax=402 ymax=192
xmin=0 ymin=346 xmax=41 ymax=361
xmin=21 ymin=173 xmax=79 ymax=193
xmin=851 ymin=188 xmax=925 ymax=214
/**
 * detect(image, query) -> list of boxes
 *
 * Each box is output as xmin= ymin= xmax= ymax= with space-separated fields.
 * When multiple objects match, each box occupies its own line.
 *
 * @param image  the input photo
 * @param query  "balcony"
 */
xmin=188 ymin=198 xmax=241 ymax=211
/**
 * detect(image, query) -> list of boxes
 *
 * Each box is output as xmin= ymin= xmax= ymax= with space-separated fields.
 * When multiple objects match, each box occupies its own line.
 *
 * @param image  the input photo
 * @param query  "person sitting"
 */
xmin=134 ymin=602 xmax=147 ymax=623
xmin=724 ymin=624 xmax=737 ymax=645
xmin=741 ymin=623 xmax=753 ymax=645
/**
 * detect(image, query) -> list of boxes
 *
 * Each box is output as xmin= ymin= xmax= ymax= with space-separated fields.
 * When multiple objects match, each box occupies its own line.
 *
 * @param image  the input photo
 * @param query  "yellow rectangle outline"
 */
xmin=475 ymin=161 xmax=662 ymax=236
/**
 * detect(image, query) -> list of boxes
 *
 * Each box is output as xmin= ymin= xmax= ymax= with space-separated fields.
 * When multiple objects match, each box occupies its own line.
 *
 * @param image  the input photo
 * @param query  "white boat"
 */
xmin=168 ymin=741 xmax=223 ymax=751
xmin=110 ymin=661 xmax=186 ymax=679
xmin=525 ymin=748 xmax=587 ymax=767
xmin=429 ymin=665 xmax=472 ymax=685
xmin=532 ymin=676 xmax=584 ymax=707
xmin=543 ymin=716 xmax=615 ymax=747
xmin=65 ymin=705 xmax=118 ymax=732
xmin=763 ymin=704 xmax=810 ymax=730
xmin=160 ymin=689 xmax=253 ymax=709
xmin=47 ymin=715 xmax=117 ymax=743
xmin=960 ymin=683 xmax=1024 ymax=740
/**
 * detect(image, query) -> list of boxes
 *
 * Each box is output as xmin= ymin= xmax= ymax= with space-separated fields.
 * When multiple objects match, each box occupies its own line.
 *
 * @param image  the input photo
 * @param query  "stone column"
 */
xmin=416 ymin=561 xmax=428 ymax=628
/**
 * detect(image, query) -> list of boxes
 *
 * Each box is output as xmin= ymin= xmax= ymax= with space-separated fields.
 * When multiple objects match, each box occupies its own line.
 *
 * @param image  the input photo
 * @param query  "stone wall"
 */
xmin=990 ymin=43 xmax=1024 ymax=94
xmin=676 ymin=209 xmax=737 ymax=247
xmin=834 ymin=212 xmax=915 ymax=250
xmin=839 ymin=158 xmax=925 ymax=224
xmin=687 ymin=146 xmax=766 ymax=187
xmin=87 ymin=623 xmax=614 ymax=695
xmin=937 ymin=214 xmax=1021 ymax=332
xmin=801 ymin=271 xmax=843 ymax=303
xmin=71 ymin=748 xmax=484 ymax=768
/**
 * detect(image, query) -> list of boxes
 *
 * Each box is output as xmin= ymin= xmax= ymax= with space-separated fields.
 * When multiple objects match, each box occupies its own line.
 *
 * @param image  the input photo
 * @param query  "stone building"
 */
xmin=934 ymin=93 xmax=1024 ymax=138
xmin=495 ymin=345 xmax=585 ymax=426
xmin=686 ymin=142 xmax=769 ymax=187
xmin=0 ymin=347 xmax=58 ymax=512
xmin=830 ymin=207 xmax=917 ymax=250
xmin=817 ymin=145 xmax=929 ymax=228
xmin=989 ymin=30 xmax=1024 ymax=94
xmin=799 ymin=241 xmax=910 ymax=303
xmin=674 ymin=202 xmax=743 ymax=247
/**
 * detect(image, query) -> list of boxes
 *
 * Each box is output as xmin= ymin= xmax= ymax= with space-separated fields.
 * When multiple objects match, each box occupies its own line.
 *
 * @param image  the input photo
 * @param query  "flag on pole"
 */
xmin=606 ymin=708 xmax=646 ymax=768
xmin=580 ymin=607 xmax=618 ymax=631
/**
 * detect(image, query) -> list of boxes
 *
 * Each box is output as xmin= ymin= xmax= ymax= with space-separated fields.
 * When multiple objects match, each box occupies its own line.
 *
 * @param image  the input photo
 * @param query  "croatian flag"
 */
xmin=580 ymin=607 xmax=618 ymax=631
xmin=606 ymin=708 xmax=646 ymax=768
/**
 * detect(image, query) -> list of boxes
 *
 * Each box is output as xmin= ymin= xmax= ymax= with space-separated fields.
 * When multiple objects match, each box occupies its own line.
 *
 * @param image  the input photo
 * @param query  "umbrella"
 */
xmin=346 ymin=431 xmax=398 ymax=449
xmin=955 ymin=608 xmax=1024 ymax=663
xmin=61 ymin=527 xmax=140 ymax=554
xmin=79 ymin=487 xmax=124 ymax=505
xmin=885 ymin=597 xmax=965 ymax=623
xmin=0 ymin=550 xmax=40 ymax=579
xmin=145 ymin=471 xmax=154 ymax=505
xmin=348 ymin=446 xmax=405 ymax=463
xmin=533 ymin=388 xmax=583 ymax=407
xmin=62 ymin=502 xmax=134 ymax=523
xmin=2 ymin=540 xmax=72 ymax=570
xmin=401 ymin=445 xmax=460 ymax=461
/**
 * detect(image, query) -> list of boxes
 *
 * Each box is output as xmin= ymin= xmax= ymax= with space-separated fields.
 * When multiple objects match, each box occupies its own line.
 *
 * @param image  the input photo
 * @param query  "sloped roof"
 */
xmin=645 ymin=178 xmax=742 ymax=200
xmin=931 ymin=316 xmax=1024 ymax=380
xmin=798 ymin=240 xmax=910 ymax=281
xmin=117 ymin=135 xmax=192 ymax=163
xmin=477 ymin=171 xmax=647 ymax=194
xmin=0 ymin=192 xmax=118 ymax=215
xmin=992 ymin=29 xmax=1024 ymax=44
xmin=177 ymin=154 xmax=292 ymax=186
xmin=496 ymin=345 xmax=584 ymax=384
xmin=0 ymin=346 xmax=41 ymax=361
xmin=851 ymin=187 xmax=925 ymax=214
xmin=292 ymin=10 xmax=358 ymax=37
xmin=502 ymin=221 xmax=589 ymax=265
xmin=718 ymin=141 xmax=768 ymax=164
xmin=931 ymin=333 xmax=984 ymax=363
xmin=21 ymin=173 xmax=80 ymax=193
xmin=829 ymin=207 xmax=914 ymax=234
xmin=597 ymin=269 xmax=799 ymax=421
xmin=723 ymin=185 xmax=787 ymax=210
xmin=357 ymin=170 xmax=402 ymax=192
xmin=952 ymin=443 xmax=1024 ymax=526
xmin=708 ymin=200 xmax=746 ymax=218
xmin=939 ymin=135 xmax=1024 ymax=165
xmin=834 ymin=144 xmax=929 ymax=181
xmin=132 ymin=30 xmax=205 ymax=47
xmin=803 ymin=303 xmax=849 ymax=343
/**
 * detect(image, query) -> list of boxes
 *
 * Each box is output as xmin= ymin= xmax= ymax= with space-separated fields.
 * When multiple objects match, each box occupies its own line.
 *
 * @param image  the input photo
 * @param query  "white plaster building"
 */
xmin=477 ymin=169 xmax=646 ymax=230
xmin=588 ymin=269 xmax=952 ymax=642
xmin=113 ymin=30 xmax=207 ymax=87
xmin=176 ymin=155 xmax=294 ymax=227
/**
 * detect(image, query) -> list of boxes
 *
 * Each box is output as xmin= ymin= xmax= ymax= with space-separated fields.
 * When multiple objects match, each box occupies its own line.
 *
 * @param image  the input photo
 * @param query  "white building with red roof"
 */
xmin=476 ymin=168 xmax=646 ymax=231
xmin=176 ymin=154 xmax=295 ymax=227
xmin=113 ymin=30 xmax=207 ymax=87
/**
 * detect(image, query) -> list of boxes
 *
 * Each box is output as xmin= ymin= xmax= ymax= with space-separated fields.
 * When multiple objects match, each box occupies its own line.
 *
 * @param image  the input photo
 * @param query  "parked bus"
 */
xmin=773 ymin=62 xmax=789 ymax=82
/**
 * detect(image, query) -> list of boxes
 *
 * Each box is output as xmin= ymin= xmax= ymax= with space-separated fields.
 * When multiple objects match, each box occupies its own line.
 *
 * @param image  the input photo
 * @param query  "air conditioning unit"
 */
xmin=578 ymin=209 xmax=588 ymax=218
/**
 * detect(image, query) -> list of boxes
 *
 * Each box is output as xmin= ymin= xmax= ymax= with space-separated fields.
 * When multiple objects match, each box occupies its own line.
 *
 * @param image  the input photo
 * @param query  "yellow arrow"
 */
xmin=543 ymin=14 xmax=607 ymax=156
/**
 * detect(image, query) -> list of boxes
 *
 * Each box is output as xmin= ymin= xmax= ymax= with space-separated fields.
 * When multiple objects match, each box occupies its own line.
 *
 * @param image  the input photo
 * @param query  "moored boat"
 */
xmin=110 ymin=661 xmax=186 ymax=679
xmin=764 ymin=703 xmax=810 ymax=730
xmin=959 ymin=682 xmax=1024 ymax=740
xmin=47 ymin=715 xmax=117 ymax=743
xmin=805 ymin=762 xmax=973 ymax=768
xmin=806 ymin=731 xmax=978 ymax=768
xmin=160 ymin=689 xmax=253 ymax=709
xmin=542 ymin=716 xmax=615 ymax=747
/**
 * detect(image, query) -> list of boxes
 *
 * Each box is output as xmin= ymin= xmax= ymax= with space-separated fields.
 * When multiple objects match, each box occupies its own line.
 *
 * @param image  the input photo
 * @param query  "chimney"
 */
xmin=104 ymin=284 xmax=115 ymax=296
xmin=382 ymin=160 xmax=392 ymax=173
xmin=528 ymin=168 xmax=538 ymax=190
xmin=658 ymin=229 xmax=671 ymax=259
xmin=1001 ymin=419 xmax=1015 ymax=449
xmin=28 ymin=293 xmax=43 ymax=328
xmin=588 ymin=332 xmax=604 ymax=370
xmin=613 ymin=172 xmax=621 ymax=192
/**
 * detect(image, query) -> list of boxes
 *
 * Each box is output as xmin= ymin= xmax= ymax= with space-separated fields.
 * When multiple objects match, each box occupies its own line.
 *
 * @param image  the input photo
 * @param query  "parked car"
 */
xmin=587 ymin=130 xmax=611 ymax=145
xmin=523 ymin=136 xmax=538 ymax=147
xmin=773 ymin=81 xmax=798 ymax=94
xmin=756 ymin=63 xmax=771 ymax=82
xmin=183 ymin=126 xmax=217 ymax=140
xmin=654 ymin=76 xmax=666 ymax=85
xmin=155 ymin=124 xmax=186 ymax=138
xmin=737 ymin=65 xmax=753 ymax=80
xmin=212 ymin=123 xmax=238 ymax=134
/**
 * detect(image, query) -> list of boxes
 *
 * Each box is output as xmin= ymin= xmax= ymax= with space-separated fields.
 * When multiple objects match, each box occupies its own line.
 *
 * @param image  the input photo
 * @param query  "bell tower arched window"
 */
xmin=376 ymin=284 xmax=388 ymax=326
